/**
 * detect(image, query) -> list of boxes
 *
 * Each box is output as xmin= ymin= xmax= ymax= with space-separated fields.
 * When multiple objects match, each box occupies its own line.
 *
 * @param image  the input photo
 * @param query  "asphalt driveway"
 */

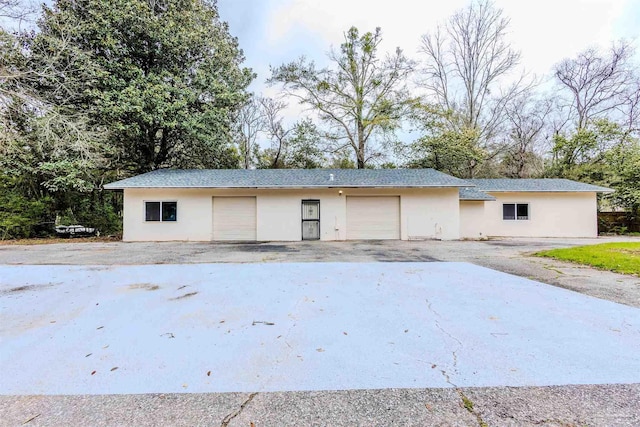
xmin=2 ymin=236 xmax=639 ymax=307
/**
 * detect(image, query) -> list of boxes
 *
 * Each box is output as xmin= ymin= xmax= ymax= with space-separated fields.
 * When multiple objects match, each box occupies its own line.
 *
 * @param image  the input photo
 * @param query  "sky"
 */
xmin=219 ymin=0 xmax=640 ymax=97
xmin=15 ymin=0 xmax=640 ymax=93
xmin=10 ymin=0 xmax=639 ymax=148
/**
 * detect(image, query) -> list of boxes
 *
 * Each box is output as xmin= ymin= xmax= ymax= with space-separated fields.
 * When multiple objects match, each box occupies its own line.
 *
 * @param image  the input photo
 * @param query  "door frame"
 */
xmin=301 ymin=199 xmax=321 ymax=241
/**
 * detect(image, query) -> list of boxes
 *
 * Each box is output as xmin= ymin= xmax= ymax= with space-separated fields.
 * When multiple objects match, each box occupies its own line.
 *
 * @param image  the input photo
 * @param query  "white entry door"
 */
xmin=346 ymin=196 xmax=400 ymax=240
xmin=212 ymin=197 xmax=257 ymax=241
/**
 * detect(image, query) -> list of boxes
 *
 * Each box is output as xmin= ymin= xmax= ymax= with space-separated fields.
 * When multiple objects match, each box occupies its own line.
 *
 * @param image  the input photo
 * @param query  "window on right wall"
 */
xmin=503 ymin=203 xmax=529 ymax=221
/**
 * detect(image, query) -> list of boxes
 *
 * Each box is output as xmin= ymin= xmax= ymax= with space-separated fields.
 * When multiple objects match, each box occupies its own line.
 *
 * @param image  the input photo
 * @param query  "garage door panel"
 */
xmin=346 ymin=196 xmax=400 ymax=240
xmin=213 ymin=197 xmax=256 ymax=241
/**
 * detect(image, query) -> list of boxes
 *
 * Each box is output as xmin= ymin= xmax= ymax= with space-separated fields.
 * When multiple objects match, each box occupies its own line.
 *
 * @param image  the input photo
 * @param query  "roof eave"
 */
xmin=482 ymin=189 xmax=614 ymax=193
xmin=105 ymin=184 xmax=471 ymax=190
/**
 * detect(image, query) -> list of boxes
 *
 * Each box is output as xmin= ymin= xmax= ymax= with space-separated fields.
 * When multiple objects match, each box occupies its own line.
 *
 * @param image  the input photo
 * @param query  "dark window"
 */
xmin=503 ymin=204 xmax=515 ymax=220
xmin=145 ymin=202 xmax=161 ymax=221
xmin=162 ymin=202 xmax=177 ymax=222
xmin=145 ymin=201 xmax=177 ymax=222
xmin=503 ymin=203 xmax=529 ymax=221
xmin=517 ymin=204 xmax=529 ymax=220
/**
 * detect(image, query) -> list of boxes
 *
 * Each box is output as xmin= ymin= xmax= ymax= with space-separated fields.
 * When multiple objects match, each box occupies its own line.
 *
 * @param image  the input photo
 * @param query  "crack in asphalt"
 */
xmin=426 ymin=298 xmax=487 ymax=427
xmin=527 ymin=418 xmax=578 ymax=426
xmin=425 ymin=298 xmax=464 ymax=356
xmin=220 ymin=392 xmax=258 ymax=427
xmin=254 ymin=297 xmax=305 ymax=393
xmin=457 ymin=389 xmax=488 ymax=427
xmin=425 ymin=297 xmax=463 ymax=387
xmin=281 ymin=297 xmax=303 ymax=355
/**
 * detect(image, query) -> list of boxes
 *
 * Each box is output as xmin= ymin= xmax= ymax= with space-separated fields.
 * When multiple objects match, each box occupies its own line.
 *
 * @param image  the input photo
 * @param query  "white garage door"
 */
xmin=213 ymin=197 xmax=257 ymax=241
xmin=346 ymin=196 xmax=400 ymax=240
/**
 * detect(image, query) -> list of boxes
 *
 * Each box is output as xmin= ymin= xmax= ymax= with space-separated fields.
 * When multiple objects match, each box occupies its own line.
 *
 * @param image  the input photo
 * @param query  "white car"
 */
xmin=54 ymin=225 xmax=99 ymax=237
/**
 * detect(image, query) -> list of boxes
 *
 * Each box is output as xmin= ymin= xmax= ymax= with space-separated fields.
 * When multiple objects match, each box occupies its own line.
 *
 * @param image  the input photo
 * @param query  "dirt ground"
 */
xmin=2 ymin=236 xmax=639 ymax=307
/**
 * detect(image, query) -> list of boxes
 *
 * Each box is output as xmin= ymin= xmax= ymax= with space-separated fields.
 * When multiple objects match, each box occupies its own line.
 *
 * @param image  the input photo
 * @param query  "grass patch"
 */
xmin=535 ymin=242 xmax=640 ymax=276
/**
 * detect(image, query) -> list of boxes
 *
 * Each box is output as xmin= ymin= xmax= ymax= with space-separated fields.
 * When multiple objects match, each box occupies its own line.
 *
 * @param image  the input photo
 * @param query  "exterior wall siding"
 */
xmin=122 ymin=187 xmax=461 ymax=242
xmin=481 ymin=192 xmax=598 ymax=238
xmin=459 ymin=201 xmax=487 ymax=239
xmin=123 ymin=188 xmax=214 ymax=242
xmin=400 ymin=190 xmax=459 ymax=240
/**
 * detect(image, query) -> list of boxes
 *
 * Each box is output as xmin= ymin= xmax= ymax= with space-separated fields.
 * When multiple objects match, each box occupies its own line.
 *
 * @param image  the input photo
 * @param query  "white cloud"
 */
xmin=266 ymin=0 xmax=467 ymax=61
xmin=499 ymin=0 xmax=631 ymax=75
xmin=265 ymin=0 xmax=634 ymax=75
xmin=251 ymin=0 xmax=637 ymax=138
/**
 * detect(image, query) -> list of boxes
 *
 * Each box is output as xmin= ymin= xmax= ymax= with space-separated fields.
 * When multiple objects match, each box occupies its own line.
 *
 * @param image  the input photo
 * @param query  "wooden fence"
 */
xmin=598 ymin=212 xmax=640 ymax=233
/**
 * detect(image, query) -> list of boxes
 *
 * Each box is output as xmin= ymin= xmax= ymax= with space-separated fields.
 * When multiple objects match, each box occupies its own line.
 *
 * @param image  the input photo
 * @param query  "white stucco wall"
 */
xmin=398 ymin=189 xmax=459 ymax=240
xmin=480 ymin=192 xmax=598 ymax=238
xmin=459 ymin=201 xmax=487 ymax=239
xmin=122 ymin=187 xmax=461 ymax=241
xmin=123 ymin=189 xmax=214 ymax=242
xmin=255 ymin=189 xmax=344 ymax=241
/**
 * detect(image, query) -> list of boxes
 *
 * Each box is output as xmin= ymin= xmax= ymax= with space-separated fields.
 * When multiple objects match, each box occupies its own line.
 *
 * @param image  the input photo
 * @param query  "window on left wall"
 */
xmin=145 ymin=202 xmax=177 ymax=222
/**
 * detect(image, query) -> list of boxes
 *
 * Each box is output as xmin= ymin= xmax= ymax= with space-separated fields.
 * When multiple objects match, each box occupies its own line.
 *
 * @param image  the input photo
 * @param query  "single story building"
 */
xmin=460 ymin=179 xmax=613 ymax=239
xmin=104 ymin=169 xmax=612 ymax=241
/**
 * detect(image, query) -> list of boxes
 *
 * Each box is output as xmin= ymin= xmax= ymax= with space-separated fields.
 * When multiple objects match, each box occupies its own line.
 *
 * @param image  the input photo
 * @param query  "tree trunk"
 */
xmin=356 ymin=122 xmax=365 ymax=169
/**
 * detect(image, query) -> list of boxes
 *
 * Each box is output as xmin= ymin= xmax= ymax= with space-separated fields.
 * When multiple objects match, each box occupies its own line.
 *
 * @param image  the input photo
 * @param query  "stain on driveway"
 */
xmin=232 ymin=243 xmax=300 ymax=253
xmin=0 ymin=282 xmax=60 ymax=297
xmin=1 ymin=262 xmax=639 ymax=396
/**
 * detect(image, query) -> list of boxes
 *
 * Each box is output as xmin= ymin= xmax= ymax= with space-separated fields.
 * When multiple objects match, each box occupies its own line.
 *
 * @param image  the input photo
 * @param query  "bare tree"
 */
xmin=269 ymin=27 xmax=415 ymax=168
xmin=554 ymin=42 xmax=636 ymax=131
xmin=259 ymin=97 xmax=291 ymax=168
xmin=620 ymin=76 xmax=640 ymax=135
xmin=419 ymin=0 xmax=523 ymax=145
xmin=0 ymin=0 xmax=37 ymax=28
xmin=234 ymin=96 xmax=265 ymax=169
xmin=500 ymin=90 xmax=553 ymax=177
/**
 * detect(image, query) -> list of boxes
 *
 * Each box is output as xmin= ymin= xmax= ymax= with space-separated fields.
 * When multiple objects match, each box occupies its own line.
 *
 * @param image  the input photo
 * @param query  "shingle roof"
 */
xmin=459 ymin=187 xmax=496 ymax=201
xmin=469 ymin=179 xmax=613 ymax=193
xmin=104 ymin=168 xmax=471 ymax=189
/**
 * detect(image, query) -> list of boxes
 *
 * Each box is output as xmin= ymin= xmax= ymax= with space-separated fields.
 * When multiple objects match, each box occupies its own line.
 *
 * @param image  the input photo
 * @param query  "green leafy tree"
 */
xmin=547 ymin=43 xmax=640 ymax=221
xmin=406 ymin=103 xmax=485 ymax=178
xmin=0 ymin=0 xmax=253 ymax=237
xmin=328 ymin=153 xmax=356 ymax=169
xmin=549 ymin=119 xmax=627 ymax=182
xmin=269 ymin=26 xmax=415 ymax=168
xmin=257 ymin=119 xmax=326 ymax=169
xmin=0 ymin=22 xmax=113 ymax=236
xmin=282 ymin=120 xmax=326 ymax=169
xmin=0 ymin=173 xmax=54 ymax=240
xmin=408 ymin=124 xmax=485 ymax=178
xmin=546 ymin=119 xmax=640 ymax=220
xmin=31 ymin=0 xmax=254 ymax=174
xmin=607 ymin=139 xmax=640 ymax=216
